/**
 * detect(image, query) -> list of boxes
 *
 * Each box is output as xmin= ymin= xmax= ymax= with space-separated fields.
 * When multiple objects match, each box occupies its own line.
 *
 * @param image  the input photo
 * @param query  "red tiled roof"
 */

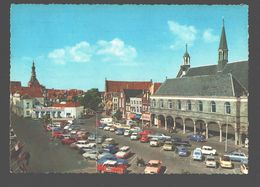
xmin=153 ymin=83 xmax=162 ymax=92
xmin=52 ymin=102 xmax=81 ymax=108
xmin=106 ymin=80 xmax=152 ymax=92
xmin=15 ymin=86 xmax=44 ymax=98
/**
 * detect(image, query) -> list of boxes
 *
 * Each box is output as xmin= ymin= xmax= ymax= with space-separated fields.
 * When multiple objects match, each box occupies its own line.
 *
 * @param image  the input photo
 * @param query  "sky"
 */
xmin=10 ymin=5 xmax=248 ymax=91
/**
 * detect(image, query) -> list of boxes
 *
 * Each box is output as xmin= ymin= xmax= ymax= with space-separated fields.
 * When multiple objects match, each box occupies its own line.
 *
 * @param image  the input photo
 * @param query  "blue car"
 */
xmin=115 ymin=128 xmax=125 ymax=135
xmin=187 ymin=134 xmax=206 ymax=142
xmin=97 ymin=156 xmax=128 ymax=166
xmin=103 ymin=144 xmax=119 ymax=154
xmin=175 ymin=146 xmax=189 ymax=157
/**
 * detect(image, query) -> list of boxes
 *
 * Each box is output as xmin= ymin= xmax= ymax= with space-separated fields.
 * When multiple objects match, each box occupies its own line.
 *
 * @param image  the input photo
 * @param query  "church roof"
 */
xmin=154 ymin=73 xmax=247 ymax=97
xmin=183 ymin=61 xmax=248 ymax=90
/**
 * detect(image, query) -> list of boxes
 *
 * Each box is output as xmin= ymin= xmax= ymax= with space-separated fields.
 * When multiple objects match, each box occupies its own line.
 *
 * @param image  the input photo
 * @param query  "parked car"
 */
xmin=205 ymin=155 xmax=217 ymax=168
xmin=192 ymin=148 xmax=203 ymax=161
xmin=144 ymin=160 xmax=162 ymax=174
xmin=103 ymin=144 xmax=119 ymax=154
xmin=219 ymin=156 xmax=233 ymax=168
xmin=187 ymin=134 xmax=206 ymax=142
xmin=102 ymin=138 xmax=117 ymax=147
xmin=52 ymin=131 xmax=63 ymax=138
xmin=201 ymin=146 xmax=217 ymax=155
xmin=61 ymin=137 xmax=78 ymax=145
xmin=71 ymin=140 xmax=89 ymax=149
xmin=163 ymin=141 xmax=175 ymax=151
xmin=130 ymin=132 xmax=141 ymax=140
xmin=99 ymin=123 xmax=107 ymax=129
xmin=115 ymin=146 xmax=131 ymax=159
xmin=96 ymin=135 xmax=106 ymax=144
xmin=224 ymin=152 xmax=248 ymax=162
xmin=124 ymin=129 xmax=132 ymax=136
xmin=175 ymin=145 xmax=189 ymax=157
xmin=109 ymin=126 xmax=116 ymax=132
xmin=240 ymin=163 xmax=248 ymax=174
xmin=82 ymin=149 xmax=103 ymax=160
xmin=103 ymin=126 xmax=110 ymax=131
xmin=148 ymin=133 xmax=171 ymax=141
xmin=97 ymin=155 xmax=128 ymax=166
xmin=97 ymin=160 xmax=127 ymax=174
xmin=140 ymin=135 xmax=150 ymax=143
xmin=150 ymin=138 xmax=163 ymax=147
xmin=88 ymin=133 xmax=97 ymax=141
xmin=10 ymin=130 xmax=17 ymax=140
xmin=68 ymin=125 xmax=81 ymax=131
xmin=115 ymin=128 xmax=125 ymax=135
xmin=139 ymin=130 xmax=154 ymax=136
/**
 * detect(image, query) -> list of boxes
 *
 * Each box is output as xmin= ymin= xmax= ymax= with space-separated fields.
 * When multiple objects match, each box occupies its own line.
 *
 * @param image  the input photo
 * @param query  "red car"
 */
xmin=139 ymin=130 xmax=154 ymax=136
xmin=61 ymin=137 xmax=78 ymax=145
xmin=52 ymin=131 xmax=63 ymax=138
xmin=140 ymin=135 xmax=150 ymax=143
xmin=97 ymin=160 xmax=127 ymax=174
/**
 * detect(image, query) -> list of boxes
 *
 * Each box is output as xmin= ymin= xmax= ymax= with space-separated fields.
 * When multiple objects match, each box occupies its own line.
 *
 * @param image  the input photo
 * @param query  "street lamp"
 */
xmin=225 ymin=116 xmax=228 ymax=153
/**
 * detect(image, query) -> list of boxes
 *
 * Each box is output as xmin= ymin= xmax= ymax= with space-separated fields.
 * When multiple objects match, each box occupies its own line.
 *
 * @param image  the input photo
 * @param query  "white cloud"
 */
xmin=48 ymin=41 xmax=92 ymax=64
xmin=203 ymin=28 xmax=219 ymax=43
xmin=168 ymin=20 xmax=197 ymax=50
xmin=48 ymin=38 xmax=137 ymax=65
xmin=96 ymin=38 xmax=137 ymax=62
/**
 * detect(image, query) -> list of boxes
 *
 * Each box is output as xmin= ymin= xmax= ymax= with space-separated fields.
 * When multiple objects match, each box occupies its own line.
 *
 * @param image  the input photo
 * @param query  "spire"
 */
xmin=219 ymin=18 xmax=228 ymax=50
xmin=183 ymin=43 xmax=190 ymax=58
xmin=28 ymin=61 xmax=40 ymax=87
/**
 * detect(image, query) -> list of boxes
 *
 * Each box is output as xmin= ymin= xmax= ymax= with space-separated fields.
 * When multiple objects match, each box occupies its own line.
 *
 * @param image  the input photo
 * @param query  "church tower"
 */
xmin=218 ymin=18 xmax=228 ymax=72
xmin=28 ymin=61 xmax=41 ymax=88
xmin=177 ymin=44 xmax=191 ymax=77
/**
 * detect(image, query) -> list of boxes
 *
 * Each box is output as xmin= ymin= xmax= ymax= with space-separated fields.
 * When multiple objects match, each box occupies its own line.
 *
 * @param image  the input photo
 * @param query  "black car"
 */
xmin=171 ymin=136 xmax=191 ymax=147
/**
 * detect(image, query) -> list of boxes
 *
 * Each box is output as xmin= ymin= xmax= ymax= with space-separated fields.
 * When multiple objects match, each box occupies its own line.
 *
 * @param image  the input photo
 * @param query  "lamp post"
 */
xmin=225 ymin=116 xmax=228 ymax=153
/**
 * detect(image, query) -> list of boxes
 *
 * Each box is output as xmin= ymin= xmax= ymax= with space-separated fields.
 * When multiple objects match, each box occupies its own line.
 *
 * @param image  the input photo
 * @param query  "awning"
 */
xmin=135 ymin=114 xmax=142 ymax=120
xmin=141 ymin=113 xmax=150 ymax=121
xmin=130 ymin=114 xmax=136 ymax=119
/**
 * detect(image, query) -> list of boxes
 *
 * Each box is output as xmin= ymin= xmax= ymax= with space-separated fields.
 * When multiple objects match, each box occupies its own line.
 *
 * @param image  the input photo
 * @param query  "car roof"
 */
xmin=148 ymin=160 xmax=161 ymax=164
xmin=103 ymin=160 xmax=117 ymax=165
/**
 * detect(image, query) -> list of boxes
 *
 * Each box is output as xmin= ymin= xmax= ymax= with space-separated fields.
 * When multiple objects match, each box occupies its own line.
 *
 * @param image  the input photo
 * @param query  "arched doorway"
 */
xmin=184 ymin=118 xmax=195 ymax=133
xmin=207 ymin=121 xmax=220 ymax=139
xmin=175 ymin=117 xmax=183 ymax=132
xmin=166 ymin=116 xmax=174 ymax=130
xmin=221 ymin=124 xmax=235 ymax=142
xmin=157 ymin=115 xmax=165 ymax=128
xmin=195 ymin=120 xmax=206 ymax=135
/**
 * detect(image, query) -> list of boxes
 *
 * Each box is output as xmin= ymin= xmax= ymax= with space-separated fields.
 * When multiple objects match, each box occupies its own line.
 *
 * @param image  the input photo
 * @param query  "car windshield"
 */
xmin=194 ymin=152 xmax=200 ymax=155
xmin=148 ymin=163 xmax=159 ymax=167
xmin=207 ymin=158 xmax=215 ymax=161
xmin=223 ymin=156 xmax=231 ymax=161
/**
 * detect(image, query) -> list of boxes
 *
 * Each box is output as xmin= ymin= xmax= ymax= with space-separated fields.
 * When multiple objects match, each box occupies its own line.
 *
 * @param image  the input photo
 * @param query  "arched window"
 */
xmin=198 ymin=101 xmax=203 ymax=112
xmin=225 ymin=102 xmax=231 ymax=114
xmin=187 ymin=100 xmax=192 ymax=111
xmin=160 ymin=99 xmax=164 ymax=108
xmin=177 ymin=100 xmax=181 ymax=110
xmin=211 ymin=101 xmax=216 ymax=112
xmin=168 ymin=100 xmax=173 ymax=109
xmin=152 ymin=99 xmax=156 ymax=108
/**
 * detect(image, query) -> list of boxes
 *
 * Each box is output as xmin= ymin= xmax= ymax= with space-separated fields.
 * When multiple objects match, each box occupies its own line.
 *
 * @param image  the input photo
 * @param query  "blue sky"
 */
xmin=10 ymin=5 xmax=248 ymax=91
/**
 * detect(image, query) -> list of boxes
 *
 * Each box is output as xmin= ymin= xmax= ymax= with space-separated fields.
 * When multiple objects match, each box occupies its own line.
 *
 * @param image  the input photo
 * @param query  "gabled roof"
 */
xmin=184 ymin=61 xmax=248 ymax=90
xmin=154 ymin=73 xmax=247 ymax=97
xmin=106 ymin=80 xmax=152 ymax=92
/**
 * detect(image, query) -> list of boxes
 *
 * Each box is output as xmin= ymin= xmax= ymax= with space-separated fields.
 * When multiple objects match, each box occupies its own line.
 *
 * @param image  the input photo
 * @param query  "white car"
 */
xmin=150 ymin=138 xmax=162 ymax=147
xmin=74 ymin=140 xmax=89 ymax=149
xmin=201 ymin=146 xmax=217 ymax=155
xmin=109 ymin=126 xmax=116 ymax=132
xmin=82 ymin=149 xmax=100 ymax=160
xmin=205 ymin=155 xmax=217 ymax=168
xmin=192 ymin=148 xmax=203 ymax=161
xmin=115 ymin=146 xmax=131 ymax=159
xmin=124 ymin=129 xmax=132 ymax=136
xmin=102 ymin=138 xmax=116 ymax=147
xmin=130 ymin=132 xmax=140 ymax=140
xmin=103 ymin=126 xmax=110 ymax=131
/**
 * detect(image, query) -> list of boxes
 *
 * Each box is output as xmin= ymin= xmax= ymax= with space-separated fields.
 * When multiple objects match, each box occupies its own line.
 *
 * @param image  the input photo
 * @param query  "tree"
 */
xmin=80 ymin=88 xmax=102 ymax=111
xmin=113 ymin=110 xmax=122 ymax=121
